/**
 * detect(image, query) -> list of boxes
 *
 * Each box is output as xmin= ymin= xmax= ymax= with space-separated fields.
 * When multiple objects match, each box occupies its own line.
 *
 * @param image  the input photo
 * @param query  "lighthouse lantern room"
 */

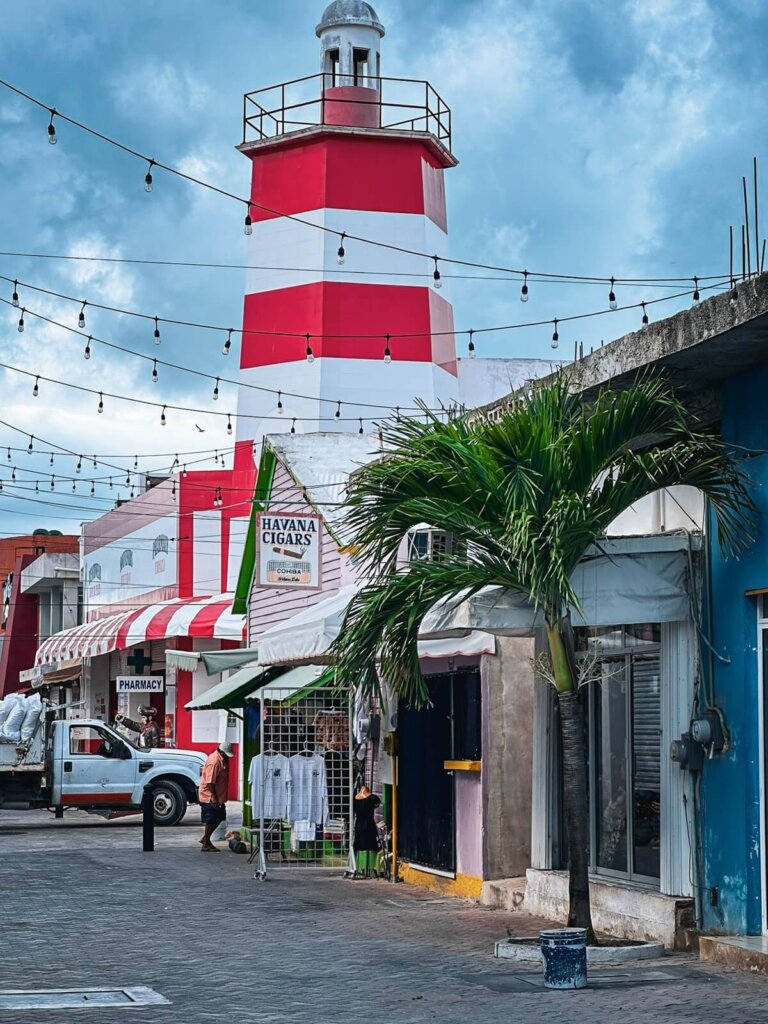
xmin=234 ymin=1 xmax=459 ymax=469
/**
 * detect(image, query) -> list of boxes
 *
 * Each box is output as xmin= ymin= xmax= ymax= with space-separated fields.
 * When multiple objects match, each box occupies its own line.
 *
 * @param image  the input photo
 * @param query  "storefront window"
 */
xmin=577 ymin=625 xmax=662 ymax=884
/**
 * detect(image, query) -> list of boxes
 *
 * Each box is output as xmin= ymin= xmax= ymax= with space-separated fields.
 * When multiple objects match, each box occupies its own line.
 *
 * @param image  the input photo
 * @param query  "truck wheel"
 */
xmin=151 ymin=781 xmax=187 ymax=827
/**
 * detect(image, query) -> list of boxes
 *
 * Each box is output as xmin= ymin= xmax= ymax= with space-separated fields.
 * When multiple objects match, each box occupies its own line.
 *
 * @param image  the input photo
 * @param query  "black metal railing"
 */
xmin=242 ymin=73 xmax=452 ymax=153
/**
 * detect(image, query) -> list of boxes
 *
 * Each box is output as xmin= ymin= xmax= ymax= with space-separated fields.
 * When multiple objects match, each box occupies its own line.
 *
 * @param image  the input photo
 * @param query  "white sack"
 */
xmin=0 ymin=695 xmax=27 ymax=744
xmin=20 ymin=693 xmax=43 ymax=743
xmin=0 ymin=694 xmax=21 ymax=729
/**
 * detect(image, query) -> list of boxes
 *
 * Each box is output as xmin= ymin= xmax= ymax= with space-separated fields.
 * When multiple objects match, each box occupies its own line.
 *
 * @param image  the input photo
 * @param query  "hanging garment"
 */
xmin=353 ymin=793 xmax=381 ymax=852
xmin=249 ymin=753 xmax=291 ymax=820
xmin=288 ymin=752 xmax=328 ymax=826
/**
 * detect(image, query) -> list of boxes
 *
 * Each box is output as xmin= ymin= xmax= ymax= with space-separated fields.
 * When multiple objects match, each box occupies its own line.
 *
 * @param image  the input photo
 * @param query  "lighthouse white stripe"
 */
xmin=244 ymin=208 xmax=449 ymax=297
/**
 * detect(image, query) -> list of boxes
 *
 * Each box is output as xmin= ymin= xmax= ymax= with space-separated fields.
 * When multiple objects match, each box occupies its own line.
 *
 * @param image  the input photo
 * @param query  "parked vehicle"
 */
xmin=0 ymin=710 xmax=206 ymax=826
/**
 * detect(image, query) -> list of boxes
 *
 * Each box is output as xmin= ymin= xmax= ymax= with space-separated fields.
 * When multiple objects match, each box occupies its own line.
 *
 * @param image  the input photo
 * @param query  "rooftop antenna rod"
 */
xmin=754 ymin=157 xmax=760 ymax=275
xmin=729 ymin=225 xmax=734 ymax=284
xmin=762 ymin=238 xmax=766 ymax=275
xmin=743 ymin=176 xmax=752 ymax=278
xmin=742 ymin=224 xmax=746 ymax=281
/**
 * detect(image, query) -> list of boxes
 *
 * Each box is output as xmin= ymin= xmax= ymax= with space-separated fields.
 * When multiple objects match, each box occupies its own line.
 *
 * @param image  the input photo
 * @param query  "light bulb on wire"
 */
xmin=11 ymin=281 xmax=18 ymax=308
xmin=692 ymin=277 xmax=701 ymax=306
xmin=277 ymin=391 xmax=283 ymax=415
xmin=153 ymin=316 xmax=161 ymax=345
xmin=335 ymin=401 xmax=341 ymax=420
xmin=97 ymin=392 xmax=104 ymax=414
xmin=384 ymin=334 xmax=392 ymax=364
xmin=212 ymin=377 xmax=220 ymax=401
xmin=432 ymin=256 xmax=442 ymax=290
xmin=608 ymin=277 xmax=618 ymax=311
xmin=27 ymin=435 xmax=33 ymax=453
xmin=468 ymin=329 xmax=476 ymax=359
xmin=290 ymin=418 xmax=296 ymax=435
xmin=551 ymin=319 xmax=559 ymax=349
xmin=358 ymin=418 xmax=364 ymax=436
xmin=84 ymin=336 xmax=92 ymax=360
xmin=152 ymin=359 xmax=158 ymax=383
xmin=32 ymin=376 xmax=39 ymax=398
xmin=641 ymin=302 xmax=649 ymax=332
xmin=161 ymin=405 xmax=167 ymax=426
xmin=17 ymin=309 xmax=25 ymax=333
xmin=227 ymin=414 xmax=233 ymax=436
xmin=144 ymin=160 xmax=154 ymax=193
xmin=520 ymin=271 xmax=529 ymax=303
xmin=306 ymin=335 xmax=315 ymax=363
xmin=244 ymin=208 xmax=253 ymax=236
xmin=223 ymin=329 xmax=233 ymax=356
xmin=78 ymin=301 xmax=87 ymax=329
xmin=47 ymin=109 xmax=57 ymax=145
xmin=76 ymin=456 xmax=82 ymax=474
xmin=337 ymin=232 xmax=346 ymax=266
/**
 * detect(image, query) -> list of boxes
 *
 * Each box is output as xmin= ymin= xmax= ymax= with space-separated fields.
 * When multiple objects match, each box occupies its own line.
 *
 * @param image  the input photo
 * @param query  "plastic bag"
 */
xmin=0 ymin=695 xmax=27 ymax=744
xmin=20 ymin=693 xmax=43 ymax=743
xmin=0 ymin=694 xmax=21 ymax=729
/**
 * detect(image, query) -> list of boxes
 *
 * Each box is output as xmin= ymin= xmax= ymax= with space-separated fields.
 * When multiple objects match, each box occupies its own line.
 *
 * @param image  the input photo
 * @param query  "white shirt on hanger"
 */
xmin=249 ymin=753 xmax=291 ymax=820
xmin=288 ymin=752 xmax=328 ymax=826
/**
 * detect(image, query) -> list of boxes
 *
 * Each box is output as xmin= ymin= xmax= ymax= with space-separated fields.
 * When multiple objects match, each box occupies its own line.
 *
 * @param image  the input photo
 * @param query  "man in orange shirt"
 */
xmin=199 ymin=741 xmax=234 ymax=852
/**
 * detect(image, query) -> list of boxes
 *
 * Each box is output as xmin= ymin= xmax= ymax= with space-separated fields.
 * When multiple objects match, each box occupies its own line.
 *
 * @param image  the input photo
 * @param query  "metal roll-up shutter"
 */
xmin=631 ymin=654 xmax=661 ymax=790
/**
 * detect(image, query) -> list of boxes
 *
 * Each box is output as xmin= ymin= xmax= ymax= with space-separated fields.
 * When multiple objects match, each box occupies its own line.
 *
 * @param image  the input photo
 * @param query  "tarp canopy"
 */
xmin=185 ymin=661 xmax=269 ymax=711
xmin=36 ymin=594 xmax=245 ymax=666
xmin=165 ymin=648 xmax=259 ymax=676
xmin=421 ymin=538 xmax=693 ymax=639
xmin=256 ymin=585 xmax=497 ymax=667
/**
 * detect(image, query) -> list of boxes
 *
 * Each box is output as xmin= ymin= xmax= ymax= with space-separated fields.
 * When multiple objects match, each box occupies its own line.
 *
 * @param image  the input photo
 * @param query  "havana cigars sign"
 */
xmin=257 ymin=513 xmax=321 ymax=589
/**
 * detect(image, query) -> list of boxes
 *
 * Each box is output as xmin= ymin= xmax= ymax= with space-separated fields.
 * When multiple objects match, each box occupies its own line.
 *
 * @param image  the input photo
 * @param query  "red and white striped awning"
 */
xmin=35 ymin=594 xmax=245 ymax=667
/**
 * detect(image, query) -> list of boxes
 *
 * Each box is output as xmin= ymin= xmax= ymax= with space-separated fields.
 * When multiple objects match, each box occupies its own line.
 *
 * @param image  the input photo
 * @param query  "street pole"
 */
xmin=142 ymin=786 xmax=154 ymax=852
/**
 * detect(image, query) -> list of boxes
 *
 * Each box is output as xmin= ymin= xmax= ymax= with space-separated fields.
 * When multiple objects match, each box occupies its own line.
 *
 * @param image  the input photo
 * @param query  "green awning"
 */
xmin=249 ymin=665 xmax=333 ymax=705
xmin=166 ymin=648 xmax=259 ymax=676
xmin=185 ymin=661 xmax=271 ymax=711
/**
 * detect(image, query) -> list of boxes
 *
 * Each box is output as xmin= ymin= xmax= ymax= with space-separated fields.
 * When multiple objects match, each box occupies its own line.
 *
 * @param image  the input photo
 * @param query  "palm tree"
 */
xmin=332 ymin=374 xmax=755 ymax=937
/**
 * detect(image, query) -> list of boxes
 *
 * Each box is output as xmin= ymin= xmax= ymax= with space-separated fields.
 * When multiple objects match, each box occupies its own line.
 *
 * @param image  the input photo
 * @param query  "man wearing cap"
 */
xmin=199 ymin=742 xmax=234 ymax=852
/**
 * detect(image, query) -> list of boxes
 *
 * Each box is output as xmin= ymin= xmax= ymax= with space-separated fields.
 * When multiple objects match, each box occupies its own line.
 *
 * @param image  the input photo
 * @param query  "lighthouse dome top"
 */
xmin=316 ymin=1 xmax=385 ymax=38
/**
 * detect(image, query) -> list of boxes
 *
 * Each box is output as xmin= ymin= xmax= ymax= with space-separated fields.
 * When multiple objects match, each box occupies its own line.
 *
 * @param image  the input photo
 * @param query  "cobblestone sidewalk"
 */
xmin=1 ymin=810 xmax=767 ymax=1023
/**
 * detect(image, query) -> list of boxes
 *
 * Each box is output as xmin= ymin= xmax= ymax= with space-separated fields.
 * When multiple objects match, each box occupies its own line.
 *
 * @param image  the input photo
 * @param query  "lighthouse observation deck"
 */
xmin=242 ymin=73 xmax=452 ymax=156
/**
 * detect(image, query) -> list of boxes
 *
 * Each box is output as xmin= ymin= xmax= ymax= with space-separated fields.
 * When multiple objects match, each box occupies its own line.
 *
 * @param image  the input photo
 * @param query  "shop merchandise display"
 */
xmin=248 ymin=751 xmax=291 ymax=820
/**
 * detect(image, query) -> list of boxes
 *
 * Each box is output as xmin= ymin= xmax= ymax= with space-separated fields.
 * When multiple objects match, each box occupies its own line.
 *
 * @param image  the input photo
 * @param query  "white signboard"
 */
xmin=257 ymin=513 xmax=321 ymax=589
xmin=84 ymin=512 xmax=178 ymax=612
xmin=115 ymin=676 xmax=165 ymax=693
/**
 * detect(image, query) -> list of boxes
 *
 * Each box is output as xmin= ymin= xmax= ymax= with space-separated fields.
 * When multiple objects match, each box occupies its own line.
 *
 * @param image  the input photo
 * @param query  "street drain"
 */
xmin=0 ymin=987 xmax=170 ymax=1010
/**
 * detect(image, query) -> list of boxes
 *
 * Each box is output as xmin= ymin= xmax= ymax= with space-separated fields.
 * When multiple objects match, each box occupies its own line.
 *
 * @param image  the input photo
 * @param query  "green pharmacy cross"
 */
xmin=126 ymin=648 xmax=152 ymax=674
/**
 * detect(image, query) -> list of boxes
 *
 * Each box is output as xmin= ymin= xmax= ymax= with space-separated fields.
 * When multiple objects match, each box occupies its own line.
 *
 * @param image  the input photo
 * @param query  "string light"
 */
xmin=222 ymin=329 xmax=233 ymax=356
xmin=97 ymin=392 xmax=104 ymax=414
xmin=34 ymin=480 xmax=38 ymax=493
xmin=17 ymin=309 xmax=25 ymax=333
xmin=337 ymin=232 xmax=346 ymax=266
xmin=520 ymin=271 xmax=529 ymax=303
xmin=335 ymin=401 xmax=341 ymax=420
xmin=358 ymin=418 xmax=364 ymax=435
xmin=227 ymin=414 xmax=233 ymax=436
xmin=5 ymin=448 xmax=9 ymax=462
xmin=49 ymin=452 xmax=54 ymax=467
xmin=212 ymin=377 xmax=220 ymax=401
xmin=32 ymin=376 xmax=39 ymax=398
xmin=153 ymin=316 xmax=161 ymax=345
xmin=244 ymin=208 xmax=253 ymax=236
xmin=90 ymin=481 xmax=95 ymax=496
xmin=641 ymin=302 xmax=649 ymax=332
xmin=76 ymin=456 xmax=82 ymax=474
xmin=92 ymin=455 xmax=97 ymax=468
xmin=151 ymin=359 xmax=158 ymax=383
xmin=11 ymin=467 xmax=16 ymax=481
xmin=290 ymin=418 xmax=296 ymax=434
xmin=383 ymin=334 xmax=392 ymax=364
xmin=305 ymin=334 xmax=314 ymax=363
xmin=78 ymin=301 xmax=87 ymax=329
xmin=551 ymin=319 xmax=559 ymax=349
xmin=182 ymin=465 xmax=188 ymax=477
xmin=50 ymin=475 xmax=55 ymax=491
xmin=432 ymin=256 xmax=442 ymax=290
xmin=109 ymin=476 xmax=113 ymax=489
xmin=133 ymin=455 xmax=138 ymax=470
xmin=126 ymin=472 xmax=131 ymax=487
xmin=395 ymin=407 xmax=401 ymax=423
xmin=160 ymin=405 xmax=167 ymax=426
xmin=172 ymin=479 xmax=177 ymax=499
xmin=47 ymin=109 xmax=57 ymax=145
xmin=71 ymin=479 xmax=76 ymax=493
xmin=692 ymin=277 xmax=701 ymax=306
xmin=608 ymin=277 xmax=618 ymax=311
xmin=11 ymin=281 xmax=18 ymax=308
xmin=27 ymin=435 xmax=33 ymax=453
xmin=144 ymin=159 xmax=154 ymax=193
xmin=277 ymin=391 xmax=283 ymax=415
xmin=84 ymin=336 xmax=92 ymax=360
xmin=468 ymin=329 xmax=476 ymax=359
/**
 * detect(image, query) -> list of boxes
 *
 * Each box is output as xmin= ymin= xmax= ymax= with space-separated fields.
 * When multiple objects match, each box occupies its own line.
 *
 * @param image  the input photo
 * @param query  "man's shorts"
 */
xmin=200 ymin=802 xmax=226 ymax=826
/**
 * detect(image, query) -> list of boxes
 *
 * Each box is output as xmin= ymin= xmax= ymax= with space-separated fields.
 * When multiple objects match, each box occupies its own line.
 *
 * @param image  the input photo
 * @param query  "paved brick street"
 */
xmin=2 ymin=810 xmax=768 ymax=1023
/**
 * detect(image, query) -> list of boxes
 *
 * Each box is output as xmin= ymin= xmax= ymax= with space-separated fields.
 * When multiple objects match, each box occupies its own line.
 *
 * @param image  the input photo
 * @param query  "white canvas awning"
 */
xmin=256 ymin=585 xmax=496 ymax=667
xmin=421 ymin=537 xmax=693 ymax=639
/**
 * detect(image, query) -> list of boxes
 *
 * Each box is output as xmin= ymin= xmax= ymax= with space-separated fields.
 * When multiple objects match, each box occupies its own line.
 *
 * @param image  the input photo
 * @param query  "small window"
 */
xmin=407 ymin=529 xmax=456 ymax=563
xmin=353 ymin=48 xmax=369 ymax=86
xmin=327 ymin=48 xmax=340 ymax=86
xmin=70 ymin=725 xmax=118 ymax=758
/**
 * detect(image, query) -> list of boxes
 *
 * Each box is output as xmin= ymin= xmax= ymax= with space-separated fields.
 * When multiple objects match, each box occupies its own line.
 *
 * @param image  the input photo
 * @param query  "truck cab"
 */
xmin=50 ymin=719 xmax=206 ymax=826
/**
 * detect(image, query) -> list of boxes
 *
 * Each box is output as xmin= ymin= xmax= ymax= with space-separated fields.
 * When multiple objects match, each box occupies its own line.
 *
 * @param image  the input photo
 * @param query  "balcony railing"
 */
xmin=242 ymin=73 xmax=452 ymax=153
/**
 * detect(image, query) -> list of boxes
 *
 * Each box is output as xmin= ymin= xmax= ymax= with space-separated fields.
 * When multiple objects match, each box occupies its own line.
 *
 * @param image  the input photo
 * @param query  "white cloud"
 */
xmin=110 ymin=59 xmax=212 ymax=122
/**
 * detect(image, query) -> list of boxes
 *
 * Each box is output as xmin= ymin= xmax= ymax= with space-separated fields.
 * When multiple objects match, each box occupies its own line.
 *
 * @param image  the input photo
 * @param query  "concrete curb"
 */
xmin=494 ymin=938 xmax=666 ymax=963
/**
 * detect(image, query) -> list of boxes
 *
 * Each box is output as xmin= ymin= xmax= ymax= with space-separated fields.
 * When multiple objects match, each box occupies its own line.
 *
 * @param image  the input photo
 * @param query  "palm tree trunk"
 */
xmin=546 ymin=623 xmax=596 ymax=941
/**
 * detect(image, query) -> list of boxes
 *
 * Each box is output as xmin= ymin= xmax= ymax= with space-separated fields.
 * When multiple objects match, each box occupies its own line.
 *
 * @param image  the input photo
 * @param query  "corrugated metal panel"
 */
xmin=248 ymin=462 xmax=345 ymax=642
xmin=632 ymin=655 xmax=661 ymax=791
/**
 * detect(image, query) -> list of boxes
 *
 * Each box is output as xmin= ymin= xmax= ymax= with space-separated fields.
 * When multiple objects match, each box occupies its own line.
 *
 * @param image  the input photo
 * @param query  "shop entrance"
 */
xmin=397 ymin=669 xmax=482 ymax=875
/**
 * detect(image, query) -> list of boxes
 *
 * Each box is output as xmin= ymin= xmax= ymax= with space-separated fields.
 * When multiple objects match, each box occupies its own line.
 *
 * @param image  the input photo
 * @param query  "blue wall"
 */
xmin=703 ymin=365 xmax=768 ymax=934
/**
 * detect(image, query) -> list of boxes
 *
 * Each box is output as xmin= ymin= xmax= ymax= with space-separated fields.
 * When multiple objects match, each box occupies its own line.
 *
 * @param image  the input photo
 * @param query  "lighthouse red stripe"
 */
xmin=247 ymin=136 xmax=447 ymax=225
xmin=240 ymin=282 xmax=456 ymax=368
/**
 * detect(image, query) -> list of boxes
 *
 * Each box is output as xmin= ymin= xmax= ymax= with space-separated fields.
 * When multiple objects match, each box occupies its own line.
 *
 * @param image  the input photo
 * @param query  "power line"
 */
xmin=0 ymin=77 xmax=730 ymax=287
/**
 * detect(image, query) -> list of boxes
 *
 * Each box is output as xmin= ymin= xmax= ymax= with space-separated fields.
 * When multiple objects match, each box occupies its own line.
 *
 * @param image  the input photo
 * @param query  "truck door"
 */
xmin=60 ymin=724 xmax=139 ymax=807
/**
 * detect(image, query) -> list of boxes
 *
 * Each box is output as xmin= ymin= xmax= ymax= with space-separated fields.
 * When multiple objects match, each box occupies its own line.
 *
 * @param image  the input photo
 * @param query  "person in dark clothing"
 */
xmin=115 ymin=705 xmax=161 ymax=748
xmin=353 ymin=786 xmax=381 ymax=854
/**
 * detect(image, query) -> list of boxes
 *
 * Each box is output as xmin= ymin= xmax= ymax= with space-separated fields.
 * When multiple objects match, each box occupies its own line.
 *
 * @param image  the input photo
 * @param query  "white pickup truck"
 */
xmin=0 ymin=714 xmax=206 ymax=826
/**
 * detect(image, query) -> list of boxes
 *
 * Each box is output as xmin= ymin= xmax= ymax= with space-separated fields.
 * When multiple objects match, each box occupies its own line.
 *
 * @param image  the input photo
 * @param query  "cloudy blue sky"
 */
xmin=0 ymin=0 xmax=766 ymax=533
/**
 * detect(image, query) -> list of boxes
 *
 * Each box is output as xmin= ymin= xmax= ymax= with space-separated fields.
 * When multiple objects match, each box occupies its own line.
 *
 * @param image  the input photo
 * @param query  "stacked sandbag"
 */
xmin=0 ymin=693 xmax=43 ymax=744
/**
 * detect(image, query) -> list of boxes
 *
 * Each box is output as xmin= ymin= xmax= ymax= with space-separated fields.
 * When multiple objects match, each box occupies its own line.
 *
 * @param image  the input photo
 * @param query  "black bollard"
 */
xmin=142 ymin=786 xmax=155 ymax=852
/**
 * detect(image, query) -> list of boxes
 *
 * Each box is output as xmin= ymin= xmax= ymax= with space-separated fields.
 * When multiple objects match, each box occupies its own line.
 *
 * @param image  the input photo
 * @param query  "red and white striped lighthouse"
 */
xmin=234 ymin=1 xmax=458 ymax=469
